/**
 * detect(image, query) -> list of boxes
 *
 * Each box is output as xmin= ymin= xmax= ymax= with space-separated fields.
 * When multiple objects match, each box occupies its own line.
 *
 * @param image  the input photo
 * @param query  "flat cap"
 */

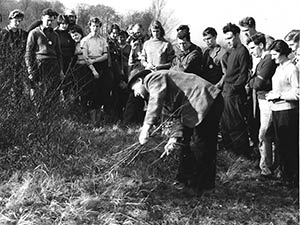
xmin=8 ymin=9 xmax=24 ymax=20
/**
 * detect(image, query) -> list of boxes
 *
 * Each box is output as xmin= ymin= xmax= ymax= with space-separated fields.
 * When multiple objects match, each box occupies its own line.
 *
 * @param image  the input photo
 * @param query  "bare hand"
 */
xmin=139 ymin=124 xmax=151 ymax=145
xmin=145 ymin=63 xmax=156 ymax=71
xmin=93 ymin=71 xmax=100 ymax=79
xmin=160 ymin=137 xmax=183 ymax=158
xmin=265 ymin=91 xmax=281 ymax=101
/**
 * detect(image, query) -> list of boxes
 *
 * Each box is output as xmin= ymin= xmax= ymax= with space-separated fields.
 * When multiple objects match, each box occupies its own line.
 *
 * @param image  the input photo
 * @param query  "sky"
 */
xmin=59 ymin=0 xmax=300 ymax=46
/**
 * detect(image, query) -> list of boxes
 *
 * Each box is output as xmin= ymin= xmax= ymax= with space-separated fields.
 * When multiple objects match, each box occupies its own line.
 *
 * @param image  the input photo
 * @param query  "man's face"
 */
xmin=241 ymin=26 xmax=255 ymax=38
xmin=286 ymin=40 xmax=299 ymax=52
xmin=131 ymin=79 xmax=147 ymax=99
xmin=132 ymin=26 xmax=143 ymax=38
xmin=177 ymin=37 xmax=191 ymax=52
xmin=203 ymin=34 xmax=217 ymax=49
xmin=110 ymin=28 xmax=119 ymax=40
xmin=9 ymin=18 xmax=22 ymax=29
xmin=67 ymin=15 xmax=76 ymax=25
xmin=224 ymin=31 xmax=239 ymax=49
xmin=41 ymin=15 xmax=54 ymax=28
xmin=248 ymin=41 xmax=263 ymax=58
xmin=90 ymin=22 xmax=100 ymax=34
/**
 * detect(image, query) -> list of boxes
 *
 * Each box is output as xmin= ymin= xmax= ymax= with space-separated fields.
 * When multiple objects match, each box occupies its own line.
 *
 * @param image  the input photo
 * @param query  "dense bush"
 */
xmin=0 ymin=48 xmax=82 ymax=176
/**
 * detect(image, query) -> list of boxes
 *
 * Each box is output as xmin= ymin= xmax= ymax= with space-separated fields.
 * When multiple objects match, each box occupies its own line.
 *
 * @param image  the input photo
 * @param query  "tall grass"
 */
xmin=0 ymin=48 xmax=298 ymax=224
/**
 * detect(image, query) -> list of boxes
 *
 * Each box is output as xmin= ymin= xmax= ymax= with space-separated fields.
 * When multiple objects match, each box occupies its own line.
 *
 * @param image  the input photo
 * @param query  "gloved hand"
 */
xmin=160 ymin=137 xmax=183 ymax=158
xmin=139 ymin=124 xmax=151 ymax=145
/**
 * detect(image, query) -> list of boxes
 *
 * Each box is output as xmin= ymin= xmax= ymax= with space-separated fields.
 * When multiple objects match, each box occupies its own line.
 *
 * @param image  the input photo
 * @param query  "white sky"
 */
xmin=60 ymin=0 xmax=300 ymax=46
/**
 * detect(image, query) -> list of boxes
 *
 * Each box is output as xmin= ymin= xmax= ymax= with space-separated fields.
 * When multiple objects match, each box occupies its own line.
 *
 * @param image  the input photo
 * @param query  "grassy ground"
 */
xmin=0 ymin=120 xmax=298 ymax=225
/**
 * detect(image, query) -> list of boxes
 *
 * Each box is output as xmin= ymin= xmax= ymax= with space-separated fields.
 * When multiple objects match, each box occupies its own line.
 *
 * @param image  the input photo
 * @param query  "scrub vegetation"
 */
xmin=0 ymin=80 xmax=298 ymax=224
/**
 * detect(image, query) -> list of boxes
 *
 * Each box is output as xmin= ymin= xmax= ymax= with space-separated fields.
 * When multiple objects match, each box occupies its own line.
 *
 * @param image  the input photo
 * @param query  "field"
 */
xmin=0 ymin=117 xmax=298 ymax=225
xmin=0 ymin=53 xmax=298 ymax=224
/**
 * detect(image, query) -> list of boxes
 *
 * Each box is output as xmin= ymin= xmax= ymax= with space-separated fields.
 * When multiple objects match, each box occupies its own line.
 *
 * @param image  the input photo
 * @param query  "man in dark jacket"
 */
xmin=0 ymin=9 xmax=28 ymax=100
xmin=171 ymin=25 xmax=202 ymax=76
xmin=128 ymin=69 xmax=223 ymax=194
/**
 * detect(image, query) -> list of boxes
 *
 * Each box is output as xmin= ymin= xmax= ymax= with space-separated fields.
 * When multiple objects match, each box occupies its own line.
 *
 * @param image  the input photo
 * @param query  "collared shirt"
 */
xmin=171 ymin=43 xmax=202 ymax=76
xmin=202 ymin=45 xmax=226 ymax=84
xmin=81 ymin=33 xmax=108 ymax=59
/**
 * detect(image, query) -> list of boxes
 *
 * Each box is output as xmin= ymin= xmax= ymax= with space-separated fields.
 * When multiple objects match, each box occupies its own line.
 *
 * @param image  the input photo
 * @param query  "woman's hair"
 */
xmin=108 ymin=23 xmax=121 ymax=34
xmin=284 ymin=30 xmax=300 ymax=43
xmin=69 ymin=24 xmax=84 ymax=36
xmin=148 ymin=20 xmax=165 ymax=37
xmin=57 ymin=14 xmax=70 ymax=25
xmin=203 ymin=27 xmax=217 ymax=37
xmin=269 ymin=39 xmax=292 ymax=56
xmin=88 ymin=17 xmax=102 ymax=27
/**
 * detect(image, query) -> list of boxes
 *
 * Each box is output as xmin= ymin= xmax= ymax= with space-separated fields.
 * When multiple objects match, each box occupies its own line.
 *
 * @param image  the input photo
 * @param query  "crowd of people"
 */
xmin=0 ymin=8 xmax=299 ymax=195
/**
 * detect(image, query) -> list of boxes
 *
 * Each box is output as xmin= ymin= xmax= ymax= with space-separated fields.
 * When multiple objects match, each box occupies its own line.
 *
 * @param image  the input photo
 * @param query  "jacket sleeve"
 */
xmin=234 ymin=49 xmax=251 ymax=89
xmin=184 ymin=50 xmax=202 ymax=74
xmin=140 ymin=42 xmax=148 ymax=67
xmin=143 ymin=73 xmax=167 ymax=125
xmin=24 ymin=31 xmax=36 ymax=74
xmin=253 ymin=57 xmax=277 ymax=91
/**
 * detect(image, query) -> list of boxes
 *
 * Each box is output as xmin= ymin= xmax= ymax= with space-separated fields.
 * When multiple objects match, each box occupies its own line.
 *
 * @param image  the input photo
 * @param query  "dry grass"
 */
xmin=0 ymin=58 xmax=298 ymax=224
xmin=0 ymin=122 xmax=298 ymax=225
